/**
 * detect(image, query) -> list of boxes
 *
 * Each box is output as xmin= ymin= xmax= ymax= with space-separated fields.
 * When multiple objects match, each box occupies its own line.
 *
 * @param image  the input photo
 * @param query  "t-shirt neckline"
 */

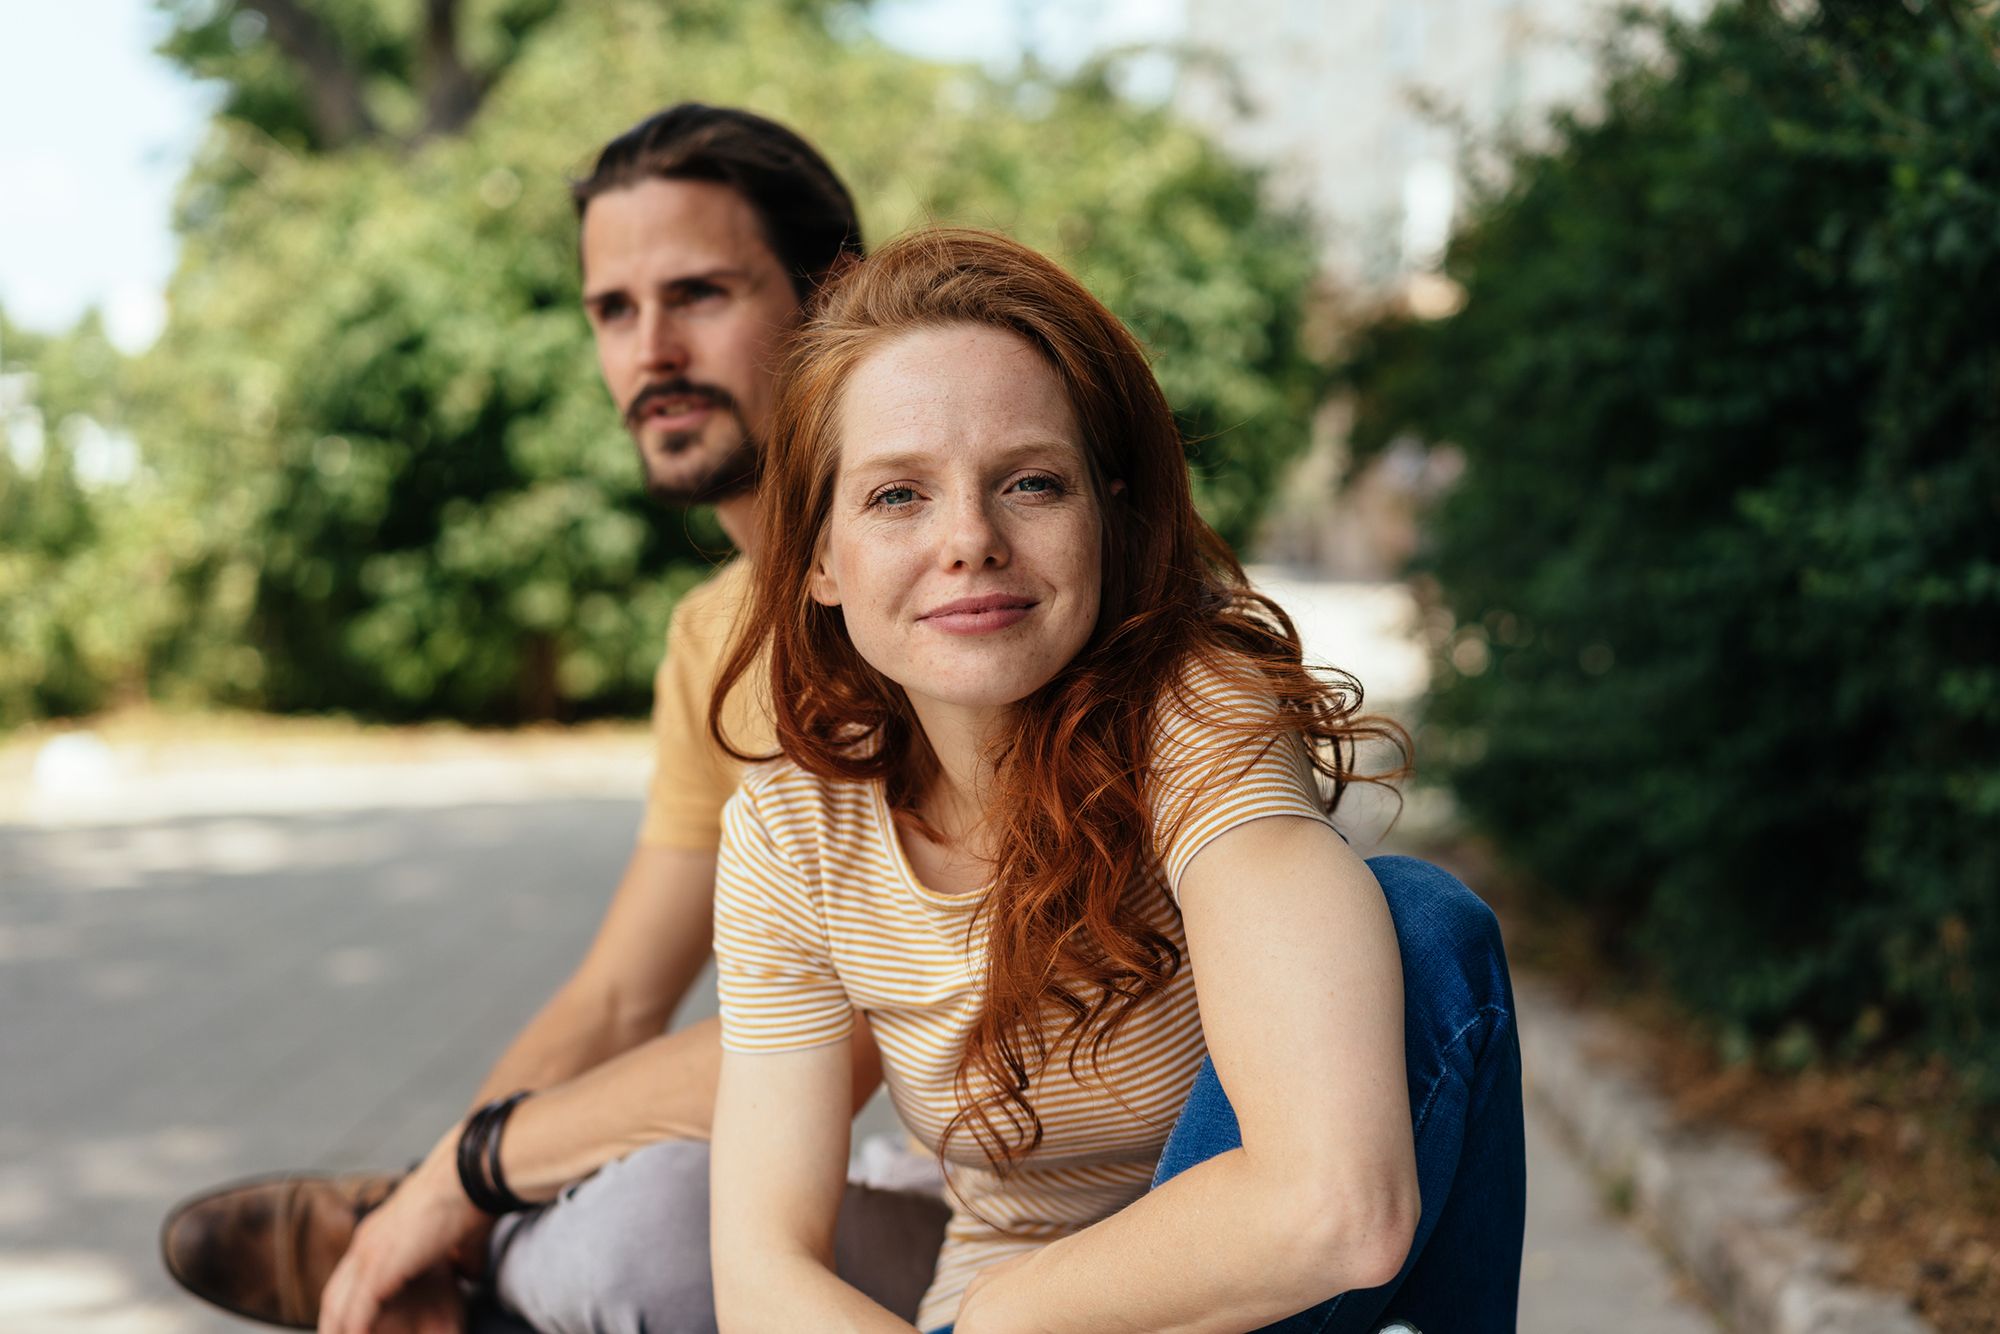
xmin=868 ymin=779 xmax=990 ymax=912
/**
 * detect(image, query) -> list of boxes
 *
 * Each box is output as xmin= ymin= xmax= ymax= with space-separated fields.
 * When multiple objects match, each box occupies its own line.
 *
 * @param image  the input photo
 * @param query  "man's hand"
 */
xmin=364 ymin=1266 xmax=464 ymax=1334
xmin=317 ymin=1133 xmax=489 ymax=1334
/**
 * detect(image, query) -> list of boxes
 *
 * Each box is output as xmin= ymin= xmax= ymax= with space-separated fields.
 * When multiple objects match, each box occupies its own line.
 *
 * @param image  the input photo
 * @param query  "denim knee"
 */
xmin=1364 ymin=856 xmax=1512 ymax=1009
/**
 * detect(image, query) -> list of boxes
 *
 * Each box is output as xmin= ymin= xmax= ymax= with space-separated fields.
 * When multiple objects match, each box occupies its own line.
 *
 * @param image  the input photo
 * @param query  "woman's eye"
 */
xmin=871 ymin=485 xmax=918 ymax=508
xmin=1011 ymin=474 xmax=1063 ymax=496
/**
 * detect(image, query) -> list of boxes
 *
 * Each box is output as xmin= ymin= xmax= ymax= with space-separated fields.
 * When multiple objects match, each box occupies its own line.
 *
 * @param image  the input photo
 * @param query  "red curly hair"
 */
xmin=713 ymin=228 xmax=1406 ymax=1177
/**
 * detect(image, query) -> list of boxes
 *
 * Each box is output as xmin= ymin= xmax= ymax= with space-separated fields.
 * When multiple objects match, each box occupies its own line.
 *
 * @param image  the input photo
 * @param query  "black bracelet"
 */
xmin=455 ymin=1101 xmax=499 ymax=1214
xmin=483 ymin=1091 xmax=529 ymax=1211
xmin=455 ymin=1091 xmax=532 ymax=1216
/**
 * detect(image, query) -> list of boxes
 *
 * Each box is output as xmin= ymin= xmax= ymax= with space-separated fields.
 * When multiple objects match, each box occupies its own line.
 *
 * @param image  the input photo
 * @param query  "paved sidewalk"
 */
xmin=0 ymin=575 xmax=1734 ymax=1330
xmin=0 ymin=795 xmax=1721 ymax=1333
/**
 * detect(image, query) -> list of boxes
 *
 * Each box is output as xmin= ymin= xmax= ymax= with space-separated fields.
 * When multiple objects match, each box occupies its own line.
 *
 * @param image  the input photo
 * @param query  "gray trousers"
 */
xmin=472 ymin=1139 xmax=950 ymax=1334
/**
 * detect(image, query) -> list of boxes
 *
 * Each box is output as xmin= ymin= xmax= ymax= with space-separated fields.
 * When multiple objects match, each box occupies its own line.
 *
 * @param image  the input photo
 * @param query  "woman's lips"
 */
xmin=918 ymin=595 xmax=1038 ymax=634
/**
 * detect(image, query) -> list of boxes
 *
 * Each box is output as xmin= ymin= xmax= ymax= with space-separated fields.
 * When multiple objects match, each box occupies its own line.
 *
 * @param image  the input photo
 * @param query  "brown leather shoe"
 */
xmin=159 ymin=1171 xmax=401 ymax=1328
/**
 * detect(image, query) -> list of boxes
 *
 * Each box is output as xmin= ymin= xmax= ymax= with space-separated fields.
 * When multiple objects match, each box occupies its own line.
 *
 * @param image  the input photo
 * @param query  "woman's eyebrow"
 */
xmin=847 ymin=439 xmax=1080 ymax=478
xmin=846 ymin=449 xmax=934 ymax=478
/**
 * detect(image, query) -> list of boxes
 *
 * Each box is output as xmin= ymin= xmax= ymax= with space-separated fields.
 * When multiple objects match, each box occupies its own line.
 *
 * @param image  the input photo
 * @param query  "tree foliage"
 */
xmin=104 ymin=0 xmax=1320 ymax=724
xmin=1344 ymin=0 xmax=2000 ymax=1095
xmin=0 ymin=312 xmax=181 ymax=722
xmin=155 ymin=0 xmax=567 ymax=151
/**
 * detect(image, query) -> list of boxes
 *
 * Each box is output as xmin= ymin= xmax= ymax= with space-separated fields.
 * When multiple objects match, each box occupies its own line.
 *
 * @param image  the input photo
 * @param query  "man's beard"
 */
xmin=623 ymin=380 xmax=760 ymax=506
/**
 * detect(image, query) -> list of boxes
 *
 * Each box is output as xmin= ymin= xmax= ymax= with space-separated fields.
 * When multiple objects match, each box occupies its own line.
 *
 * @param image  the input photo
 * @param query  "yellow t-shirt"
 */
xmin=637 ymin=559 xmax=772 ymax=850
xmin=712 ymin=659 xmax=1333 ymax=1329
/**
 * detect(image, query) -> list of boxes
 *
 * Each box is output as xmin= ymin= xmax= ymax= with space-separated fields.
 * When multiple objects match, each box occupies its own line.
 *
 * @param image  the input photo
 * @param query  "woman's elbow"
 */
xmin=711 ymin=1270 xmax=756 ymax=1334
xmin=1289 ymin=1168 xmax=1421 ymax=1295
xmin=712 ymin=1244 xmax=789 ymax=1333
xmin=714 ymin=1278 xmax=793 ymax=1334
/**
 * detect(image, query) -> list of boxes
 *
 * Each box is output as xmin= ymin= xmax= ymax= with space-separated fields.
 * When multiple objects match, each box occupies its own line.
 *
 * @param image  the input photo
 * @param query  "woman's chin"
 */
xmin=900 ymin=673 xmax=1060 ymax=718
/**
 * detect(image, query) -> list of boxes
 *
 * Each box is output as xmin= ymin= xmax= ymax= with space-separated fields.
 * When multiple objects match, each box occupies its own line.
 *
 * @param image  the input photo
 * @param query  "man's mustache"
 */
xmin=623 ymin=380 xmax=740 ymax=433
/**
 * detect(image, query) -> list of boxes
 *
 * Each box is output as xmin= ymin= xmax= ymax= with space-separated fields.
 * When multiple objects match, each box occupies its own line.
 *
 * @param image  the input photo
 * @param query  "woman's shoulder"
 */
xmin=1146 ymin=648 xmax=1317 ymax=806
xmin=726 ymin=755 xmax=880 ymax=851
xmin=1152 ymin=647 xmax=1291 ymax=750
xmin=1146 ymin=647 xmax=1334 ymax=889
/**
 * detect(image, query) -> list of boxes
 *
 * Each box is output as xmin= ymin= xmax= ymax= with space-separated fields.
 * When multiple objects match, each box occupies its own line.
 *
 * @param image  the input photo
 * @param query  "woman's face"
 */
xmin=811 ymin=322 xmax=1104 ymax=719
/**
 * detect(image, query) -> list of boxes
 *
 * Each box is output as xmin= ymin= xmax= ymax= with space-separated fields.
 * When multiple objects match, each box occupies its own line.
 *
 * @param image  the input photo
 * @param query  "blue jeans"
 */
xmin=931 ymin=855 xmax=1525 ymax=1334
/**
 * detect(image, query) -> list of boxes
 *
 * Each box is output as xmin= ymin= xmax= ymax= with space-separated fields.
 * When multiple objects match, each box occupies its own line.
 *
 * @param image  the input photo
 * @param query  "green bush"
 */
xmin=1345 ymin=0 xmax=2000 ymax=1094
xmin=0 ymin=313 xmax=187 ymax=727
xmin=116 ymin=0 xmax=1319 ymax=724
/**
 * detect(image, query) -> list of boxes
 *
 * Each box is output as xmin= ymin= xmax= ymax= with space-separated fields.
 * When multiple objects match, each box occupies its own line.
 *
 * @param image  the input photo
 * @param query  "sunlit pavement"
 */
xmin=1 ymin=803 xmax=1724 ymax=1333
xmin=0 ymin=803 xmax=621 ymax=1333
xmin=0 ymin=581 xmax=1721 ymax=1332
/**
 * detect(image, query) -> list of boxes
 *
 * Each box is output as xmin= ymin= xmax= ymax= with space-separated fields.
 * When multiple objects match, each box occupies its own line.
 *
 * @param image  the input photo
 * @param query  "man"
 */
xmin=161 ymin=104 xmax=947 ymax=1334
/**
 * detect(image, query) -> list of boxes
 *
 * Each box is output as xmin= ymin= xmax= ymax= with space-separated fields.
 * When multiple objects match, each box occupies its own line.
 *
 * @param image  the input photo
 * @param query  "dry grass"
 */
xmin=1426 ymin=836 xmax=2000 ymax=1334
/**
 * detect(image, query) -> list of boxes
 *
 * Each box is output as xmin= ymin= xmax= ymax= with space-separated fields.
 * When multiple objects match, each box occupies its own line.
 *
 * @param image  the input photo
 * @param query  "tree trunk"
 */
xmin=417 ymin=0 xmax=488 ymax=143
xmin=242 ymin=0 xmax=379 ymax=147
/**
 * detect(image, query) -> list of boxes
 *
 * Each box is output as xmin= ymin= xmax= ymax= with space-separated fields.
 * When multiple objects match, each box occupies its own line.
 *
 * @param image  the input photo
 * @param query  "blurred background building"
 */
xmin=1172 ymin=0 xmax=1714 ymax=575
xmin=1178 ymin=0 xmax=1713 ymax=290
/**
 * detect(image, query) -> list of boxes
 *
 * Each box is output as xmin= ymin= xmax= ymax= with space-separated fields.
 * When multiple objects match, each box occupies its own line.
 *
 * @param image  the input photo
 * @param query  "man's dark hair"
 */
xmin=573 ymin=104 xmax=864 ymax=298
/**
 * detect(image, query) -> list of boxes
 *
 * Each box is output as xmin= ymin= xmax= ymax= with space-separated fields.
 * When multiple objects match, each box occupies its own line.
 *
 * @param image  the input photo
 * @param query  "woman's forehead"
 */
xmin=834 ymin=324 xmax=1082 ymax=471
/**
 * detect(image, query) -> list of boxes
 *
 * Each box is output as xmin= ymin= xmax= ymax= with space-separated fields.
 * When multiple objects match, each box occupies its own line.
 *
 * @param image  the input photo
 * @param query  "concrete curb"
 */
xmin=1517 ymin=980 xmax=1936 ymax=1334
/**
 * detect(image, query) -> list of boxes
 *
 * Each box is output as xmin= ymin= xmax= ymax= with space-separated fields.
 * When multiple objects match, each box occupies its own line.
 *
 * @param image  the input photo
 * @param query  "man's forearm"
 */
xmin=464 ymin=981 xmax=671 ymax=1110
xmin=485 ymin=1011 xmax=884 ymax=1205
xmin=490 ymin=1016 xmax=725 ymax=1200
xmin=462 ymin=843 xmax=721 ymax=1111
xmin=338 ymin=1014 xmax=723 ymax=1297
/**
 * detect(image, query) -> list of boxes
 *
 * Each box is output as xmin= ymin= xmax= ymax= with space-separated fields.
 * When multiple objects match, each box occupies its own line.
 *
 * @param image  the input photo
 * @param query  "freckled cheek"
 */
xmin=827 ymin=547 xmax=920 ymax=653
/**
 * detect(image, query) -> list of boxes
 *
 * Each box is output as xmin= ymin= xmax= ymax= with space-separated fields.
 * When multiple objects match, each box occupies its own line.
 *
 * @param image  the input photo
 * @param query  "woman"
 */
xmin=708 ymin=228 xmax=1523 ymax=1334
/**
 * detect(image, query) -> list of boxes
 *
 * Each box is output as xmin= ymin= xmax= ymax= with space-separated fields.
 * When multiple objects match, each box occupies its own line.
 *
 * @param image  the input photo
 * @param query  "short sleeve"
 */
xmin=637 ymin=562 xmax=765 ymax=851
xmin=1150 ymin=657 xmax=1335 ymax=898
xmin=713 ymin=782 xmax=856 ymax=1054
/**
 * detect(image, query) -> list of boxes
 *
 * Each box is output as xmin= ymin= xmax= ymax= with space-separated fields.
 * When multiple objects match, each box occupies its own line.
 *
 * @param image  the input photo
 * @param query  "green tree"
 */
xmin=154 ymin=0 xmax=565 ymax=152
xmin=136 ymin=0 xmax=1321 ymax=722
xmin=1345 ymin=1 xmax=2000 ymax=1096
xmin=0 ymin=311 xmax=180 ymax=724
xmin=151 ymin=0 xmax=870 ymax=154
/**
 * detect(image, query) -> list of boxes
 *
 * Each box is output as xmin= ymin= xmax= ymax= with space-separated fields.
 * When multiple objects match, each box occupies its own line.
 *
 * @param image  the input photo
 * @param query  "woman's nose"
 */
xmin=938 ymin=494 xmax=1009 ymax=571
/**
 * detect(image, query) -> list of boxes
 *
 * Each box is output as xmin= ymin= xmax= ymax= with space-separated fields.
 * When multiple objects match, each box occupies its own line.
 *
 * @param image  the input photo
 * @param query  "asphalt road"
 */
xmin=0 ymin=799 xmax=1718 ymax=1333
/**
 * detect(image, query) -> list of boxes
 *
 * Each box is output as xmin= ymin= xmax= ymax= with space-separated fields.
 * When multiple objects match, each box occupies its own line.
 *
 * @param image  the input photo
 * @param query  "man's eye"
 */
xmin=870 ymin=485 xmax=918 ymax=508
xmin=593 ymin=298 xmax=630 ymax=322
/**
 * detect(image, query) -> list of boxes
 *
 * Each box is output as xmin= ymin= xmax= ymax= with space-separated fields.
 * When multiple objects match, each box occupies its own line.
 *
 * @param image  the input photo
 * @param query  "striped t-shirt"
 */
xmin=713 ymin=662 xmax=1334 ymax=1329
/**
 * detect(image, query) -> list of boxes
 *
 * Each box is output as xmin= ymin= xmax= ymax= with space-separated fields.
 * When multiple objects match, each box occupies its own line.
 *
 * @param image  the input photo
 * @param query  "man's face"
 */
xmin=580 ymin=178 xmax=802 ymax=504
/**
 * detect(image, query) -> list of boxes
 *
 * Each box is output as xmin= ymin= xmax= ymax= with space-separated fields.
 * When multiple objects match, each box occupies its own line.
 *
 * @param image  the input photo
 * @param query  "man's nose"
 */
xmin=638 ymin=306 xmax=689 ymax=374
xmin=938 ymin=494 xmax=1010 ymax=571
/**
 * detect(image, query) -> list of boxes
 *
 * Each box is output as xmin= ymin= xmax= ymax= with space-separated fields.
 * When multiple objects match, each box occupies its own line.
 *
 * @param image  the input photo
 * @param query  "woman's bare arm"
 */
xmin=955 ymin=815 xmax=1419 ymax=1334
xmin=710 ymin=1038 xmax=921 ymax=1334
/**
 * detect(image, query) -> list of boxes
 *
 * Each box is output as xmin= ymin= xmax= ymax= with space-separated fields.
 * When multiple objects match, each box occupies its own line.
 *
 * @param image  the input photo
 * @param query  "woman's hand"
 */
xmin=317 ymin=1131 xmax=490 ymax=1334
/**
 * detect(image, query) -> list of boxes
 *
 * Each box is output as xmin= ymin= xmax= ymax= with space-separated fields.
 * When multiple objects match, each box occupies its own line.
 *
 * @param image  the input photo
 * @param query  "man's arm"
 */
xmin=466 ymin=843 xmax=719 ymax=1105
xmin=318 ymin=842 xmax=883 ymax=1334
xmin=315 ymin=843 xmax=714 ymax=1334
